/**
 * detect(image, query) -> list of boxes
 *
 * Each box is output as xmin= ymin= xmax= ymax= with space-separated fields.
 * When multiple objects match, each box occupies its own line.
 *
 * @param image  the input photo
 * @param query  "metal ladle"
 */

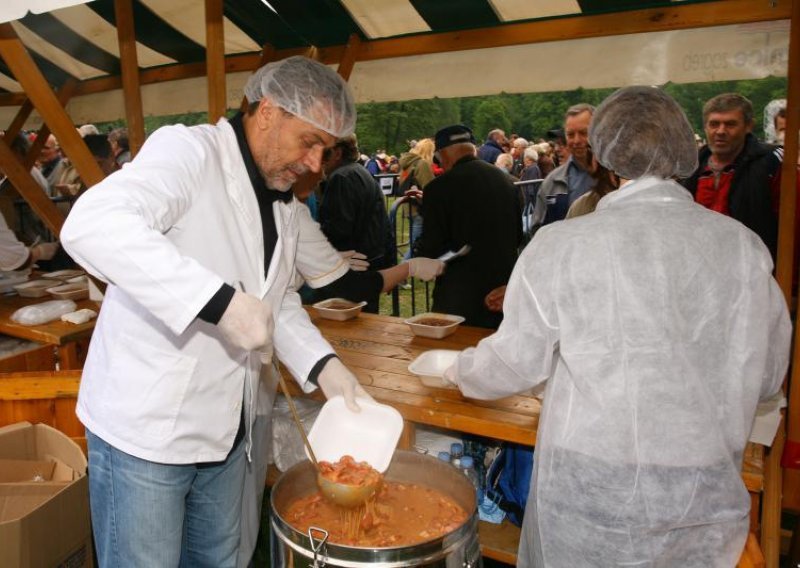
xmin=276 ymin=373 xmax=381 ymax=508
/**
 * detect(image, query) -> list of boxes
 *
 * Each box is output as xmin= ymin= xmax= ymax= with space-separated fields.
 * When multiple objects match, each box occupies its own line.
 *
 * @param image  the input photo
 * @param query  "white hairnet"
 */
xmin=763 ymin=98 xmax=786 ymax=143
xmin=589 ymin=86 xmax=698 ymax=180
xmin=243 ymin=55 xmax=356 ymax=138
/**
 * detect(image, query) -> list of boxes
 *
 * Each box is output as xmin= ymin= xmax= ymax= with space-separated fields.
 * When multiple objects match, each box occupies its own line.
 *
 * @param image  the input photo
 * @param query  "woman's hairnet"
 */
xmin=763 ymin=98 xmax=786 ymax=143
xmin=243 ymin=55 xmax=356 ymax=138
xmin=589 ymin=86 xmax=698 ymax=180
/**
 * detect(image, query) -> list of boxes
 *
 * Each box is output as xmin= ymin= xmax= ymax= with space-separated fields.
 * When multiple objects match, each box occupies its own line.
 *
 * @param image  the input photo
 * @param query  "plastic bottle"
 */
xmin=450 ymin=442 xmax=464 ymax=464
xmin=437 ymin=451 xmax=451 ymax=463
xmin=460 ymin=455 xmax=483 ymax=503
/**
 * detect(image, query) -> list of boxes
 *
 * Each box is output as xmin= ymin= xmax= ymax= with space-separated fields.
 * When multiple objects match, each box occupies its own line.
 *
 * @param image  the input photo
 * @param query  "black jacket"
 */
xmin=415 ymin=155 xmax=522 ymax=328
xmin=319 ymin=161 xmax=393 ymax=269
xmin=682 ymin=133 xmax=782 ymax=259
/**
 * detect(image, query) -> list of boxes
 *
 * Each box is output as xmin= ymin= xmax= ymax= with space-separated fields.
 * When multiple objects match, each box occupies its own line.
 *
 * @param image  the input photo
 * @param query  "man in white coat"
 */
xmin=61 ymin=56 xmax=371 ymax=567
xmin=445 ymin=86 xmax=791 ymax=567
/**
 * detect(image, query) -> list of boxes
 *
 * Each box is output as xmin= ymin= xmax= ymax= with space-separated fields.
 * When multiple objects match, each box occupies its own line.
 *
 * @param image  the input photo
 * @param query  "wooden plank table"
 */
xmin=0 ymin=295 xmax=98 ymax=369
xmin=282 ymin=309 xmax=766 ymax=564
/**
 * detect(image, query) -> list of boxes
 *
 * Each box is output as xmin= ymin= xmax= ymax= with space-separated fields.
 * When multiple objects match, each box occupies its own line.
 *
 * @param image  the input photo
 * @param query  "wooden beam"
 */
xmin=24 ymin=79 xmax=79 ymax=170
xmin=4 ymin=98 xmax=34 ymax=140
xmin=355 ymin=0 xmax=791 ymax=62
xmin=205 ymin=0 xmax=227 ymax=123
xmin=240 ymin=43 xmax=275 ymax=112
xmin=0 ymin=24 xmax=103 ymax=204
xmin=114 ymin=0 xmax=145 ymax=156
xmin=778 ymin=0 xmax=800 ymax=517
xmin=337 ymin=33 xmax=361 ymax=81
xmin=0 ymin=137 xmax=66 ymax=235
xmin=0 ymin=92 xmax=26 ymax=106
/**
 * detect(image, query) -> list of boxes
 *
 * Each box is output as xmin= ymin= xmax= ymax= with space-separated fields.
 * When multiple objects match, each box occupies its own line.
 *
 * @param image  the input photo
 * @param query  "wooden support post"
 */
xmin=24 ymin=79 xmax=78 ymax=170
xmin=0 ymin=137 xmax=65 ymax=235
xmin=239 ymin=43 xmax=275 ymax=112
xmin=5 ymin=98 xmax=34 ymax=141
xmin=778 ymin=0 xmax=800 ymax=504
xmin=764 ymin=426 xmax=786 ymax=567
xmin=114 ymin=0 xmax=145 ymax=156
xmin=337 ymin=33 xmax=361 ymax=81
xmin=0 ymin=24 xmax=103 ymax=200
xmin=205 ymin=0 xmax=226 ymax=123
xmin=304 ymin=46 xmax=319 ymax=61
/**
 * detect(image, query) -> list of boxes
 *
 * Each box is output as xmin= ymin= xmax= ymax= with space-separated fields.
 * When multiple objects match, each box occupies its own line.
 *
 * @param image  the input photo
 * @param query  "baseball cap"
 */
xmin=434 ymin=125 xmax=476 ymax=152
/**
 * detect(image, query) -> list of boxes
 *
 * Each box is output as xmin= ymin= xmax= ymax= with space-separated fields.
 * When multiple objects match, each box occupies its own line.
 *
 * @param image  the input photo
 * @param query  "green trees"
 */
xmin=93 ymin=77 xmax=787 ymax=151
xmin=472 ymin=99 xmax=511 ymax=142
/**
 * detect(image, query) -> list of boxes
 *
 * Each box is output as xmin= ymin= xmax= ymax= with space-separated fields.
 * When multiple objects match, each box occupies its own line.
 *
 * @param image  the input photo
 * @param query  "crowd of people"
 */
xmin=2 ymin=54 xmax=795 ymax=567
xmin=0 ymin=125 xmax=131 ymax=273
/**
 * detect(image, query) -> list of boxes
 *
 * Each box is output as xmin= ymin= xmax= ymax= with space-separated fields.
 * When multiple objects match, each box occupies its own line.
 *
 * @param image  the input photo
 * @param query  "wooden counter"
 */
xmin=283 ymin=310 xmax=766 ymax=564
xmin=0 ymin=295 xmax=98 ymax=369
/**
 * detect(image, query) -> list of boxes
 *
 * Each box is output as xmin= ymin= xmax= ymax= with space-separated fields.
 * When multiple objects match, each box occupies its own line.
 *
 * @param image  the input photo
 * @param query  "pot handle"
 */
xmin=308 ymin=527 xmax=329 ymax=568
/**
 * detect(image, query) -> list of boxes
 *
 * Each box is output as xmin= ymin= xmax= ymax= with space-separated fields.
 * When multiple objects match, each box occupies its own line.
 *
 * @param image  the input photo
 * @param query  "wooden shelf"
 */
xmin=479 ymin=519 xmax=520 ymax=565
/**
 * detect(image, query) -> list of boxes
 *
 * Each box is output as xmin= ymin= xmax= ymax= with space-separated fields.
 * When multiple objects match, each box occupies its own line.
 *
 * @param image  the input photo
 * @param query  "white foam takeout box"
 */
xmin=408 ymin=349 xmax=460 ymax=389
xmin=306 ymin=396 xmax=403 ymax=472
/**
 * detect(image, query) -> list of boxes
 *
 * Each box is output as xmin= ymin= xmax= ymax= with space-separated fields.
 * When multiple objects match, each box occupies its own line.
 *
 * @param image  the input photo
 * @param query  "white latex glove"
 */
xmin=339 ymin=250 xmax=369 ymax=271
xmin=218 ymin=290 xmax=273 ymax=354
xmin=317 ymin=357 xmax=374 ymax=412
xmin=406 ymin=257 xmax=445 ymax=281
xmin=30 ymin=241 xmax=59 ymax=262
xmin=443 ymin=361 xmax=459 ymax=386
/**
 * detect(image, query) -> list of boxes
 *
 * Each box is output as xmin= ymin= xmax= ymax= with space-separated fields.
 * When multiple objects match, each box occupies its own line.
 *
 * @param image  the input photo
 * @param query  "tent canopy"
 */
xmin=0 ymin=0 xmax=791 ymax=125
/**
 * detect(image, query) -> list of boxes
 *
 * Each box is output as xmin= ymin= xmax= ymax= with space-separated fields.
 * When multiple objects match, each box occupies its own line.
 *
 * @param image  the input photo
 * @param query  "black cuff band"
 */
xmin=307 ymin=354 xmax=338 ymax=386
xmin=198 ymin=283 xmax=236 ymax=324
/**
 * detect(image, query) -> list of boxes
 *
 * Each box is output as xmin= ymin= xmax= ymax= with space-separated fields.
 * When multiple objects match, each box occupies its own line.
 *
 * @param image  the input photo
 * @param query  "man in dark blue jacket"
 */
xmin=477 ymin=128 xmax=506 ymax=165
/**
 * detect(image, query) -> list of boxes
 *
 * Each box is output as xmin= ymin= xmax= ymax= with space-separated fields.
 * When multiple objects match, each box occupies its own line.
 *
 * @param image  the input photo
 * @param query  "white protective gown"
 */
xmin=455 ymin=177 xmax=791 ymax=567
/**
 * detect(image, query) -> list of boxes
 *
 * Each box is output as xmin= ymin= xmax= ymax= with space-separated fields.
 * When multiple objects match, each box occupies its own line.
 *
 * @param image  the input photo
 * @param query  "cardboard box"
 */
xmin=0 ymin=422 xmax=92 ymax=567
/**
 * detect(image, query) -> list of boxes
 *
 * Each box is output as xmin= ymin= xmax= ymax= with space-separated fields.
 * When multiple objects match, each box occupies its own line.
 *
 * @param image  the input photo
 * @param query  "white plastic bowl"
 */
xmin=46 ymin=282 xmax=89 ymax=301
xmin=408 ymin=349 xmax=460 ymax=389
xmin=14 ymin=279 xmax=60 ymax=298
xmin=306 ymin=396 xmax=403 ymax=472
xmin=40 ymin=269 xmax=85 ymax=280
xmin=312 ymin=298 xmax=367 ymax=321
xmin=404 ymin=312 xmax=465 ymax=339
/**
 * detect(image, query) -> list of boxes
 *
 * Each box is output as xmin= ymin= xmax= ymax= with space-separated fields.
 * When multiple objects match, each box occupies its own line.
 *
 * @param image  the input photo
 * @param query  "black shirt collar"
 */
xmin=229 ymin=112 xmax=292 ymax=204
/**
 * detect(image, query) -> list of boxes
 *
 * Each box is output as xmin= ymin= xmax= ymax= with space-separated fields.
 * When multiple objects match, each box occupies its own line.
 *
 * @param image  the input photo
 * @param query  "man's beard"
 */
xmin=263 ymin=164 xmax=309 ymax=192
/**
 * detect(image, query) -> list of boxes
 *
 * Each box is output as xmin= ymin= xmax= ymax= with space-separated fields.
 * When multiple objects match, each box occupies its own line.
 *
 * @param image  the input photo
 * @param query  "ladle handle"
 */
xmin=277 ymin=372 xmax=321 ymax=469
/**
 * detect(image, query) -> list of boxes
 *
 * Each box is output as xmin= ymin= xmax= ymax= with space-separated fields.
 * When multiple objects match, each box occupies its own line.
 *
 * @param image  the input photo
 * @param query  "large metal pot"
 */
xmin=270 ymin=450 xmax=482 ymax=567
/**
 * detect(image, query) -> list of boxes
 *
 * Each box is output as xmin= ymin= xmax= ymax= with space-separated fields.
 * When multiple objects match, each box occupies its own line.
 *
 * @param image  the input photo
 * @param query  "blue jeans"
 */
xmin=86 ymin=429 xmax=246 ymax=568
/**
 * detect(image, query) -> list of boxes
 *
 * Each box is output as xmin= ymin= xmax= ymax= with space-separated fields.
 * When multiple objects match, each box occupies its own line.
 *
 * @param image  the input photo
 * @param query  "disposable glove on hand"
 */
xmin=317 ymin=357 xmax=374 ymax=412
xmin=30 ymin=241 xmax=60 ymax=262
xmin=406 ymin=257 xmax=445 ymax=281
xmin=218 ymin=290 xmax=273 ymax=353
xmin=339 ymin=250 xmax=370 ymax=271
xmin=443 ymin=360 xmax=459 ymax=386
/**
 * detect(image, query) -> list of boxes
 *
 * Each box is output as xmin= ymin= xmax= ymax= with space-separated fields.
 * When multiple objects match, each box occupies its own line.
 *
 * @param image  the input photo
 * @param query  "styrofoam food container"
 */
xmin=312 ymin=298 xmax=367 ymax=321
xmin=40 ymin=269 xmax=85 ymax=280
xmin=307 ymin=396 xmax=403 ymax=472
xmin=408 ymin=349 xmax=460 ymax=389
xmin=404 ymin=312 xmax=465 ymax=339
xmin=14 ymin=279 xmax=61 ymax=298
xmin=46 ymin=282 xmax=89 ymax=301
